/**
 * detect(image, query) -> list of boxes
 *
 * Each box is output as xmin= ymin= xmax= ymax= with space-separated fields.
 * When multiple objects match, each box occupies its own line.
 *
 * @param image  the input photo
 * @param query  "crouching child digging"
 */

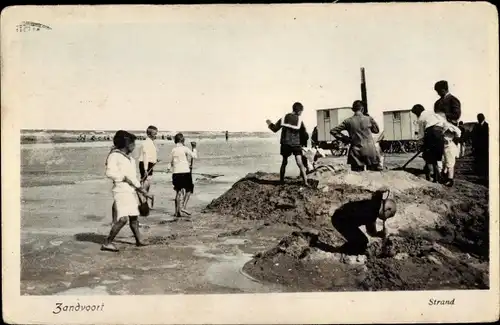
xmin=332 ymin=188 xmax=397 ymax=255
xmin=101 ymin=130 xmax=152 ymax=252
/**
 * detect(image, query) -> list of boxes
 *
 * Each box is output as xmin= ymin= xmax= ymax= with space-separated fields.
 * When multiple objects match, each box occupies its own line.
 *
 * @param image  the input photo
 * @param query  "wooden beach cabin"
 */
xmin=314 ymin=107 xmax=352 ymax=155
xmin=316 ymin=107 xmax=353 ymax=142
xmin=381 ymin=109 xmax=419 ymax=153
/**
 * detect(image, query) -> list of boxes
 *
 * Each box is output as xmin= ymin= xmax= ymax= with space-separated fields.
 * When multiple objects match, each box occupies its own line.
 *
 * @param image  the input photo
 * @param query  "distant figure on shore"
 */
xmin=102 ymin=130 xmax=150 ymax=252
xmin=225 ymin=131 xmax=229 ymax=142
xmin=458 ymin=121 xmax=466 ymax=157
xmin=167 ymin=133 xmax=198 ymax=219
xmin=266 ymin=102 xmax=309 ymax=186
xmin=411 ymin=104 xmax=445 ymax=183
xmin=434 ymin=80 xmax=461 ymax=127
xmin=441 ymin=121 xmax=462 ymax=187
xmin=472 ymin=113 xmax=489 ymax=178
xmin=332 ymin=188 xmax=397 ymax=255
xmin=139 ymin=125 xmax=159 ymax=194
xmin=330 ymin=100 xmax=381 ymax=172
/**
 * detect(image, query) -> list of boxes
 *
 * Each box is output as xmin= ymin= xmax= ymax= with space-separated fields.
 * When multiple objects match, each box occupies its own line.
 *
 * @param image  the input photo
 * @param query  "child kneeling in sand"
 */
xmin=102 ymin=130 xmax=151 ymax=252
xmin=332 ymin=188 xmax=397 ymax=255
xmin=168 ymin=133 xmax=198 ymax=219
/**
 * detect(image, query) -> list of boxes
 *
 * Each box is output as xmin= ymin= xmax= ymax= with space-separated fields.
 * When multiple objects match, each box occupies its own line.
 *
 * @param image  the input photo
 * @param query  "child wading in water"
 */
xmin=102 ymin=130 xmax=151 ymax=252
xmin=168 ymin=133 xmax=198 ymax=219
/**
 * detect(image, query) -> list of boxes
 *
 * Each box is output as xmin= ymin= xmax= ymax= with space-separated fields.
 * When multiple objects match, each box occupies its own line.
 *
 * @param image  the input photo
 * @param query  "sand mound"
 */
xmin=243 ymin=227 xmax=489 ymax=291
xmin=205 ymin=168 xmax=458 ymax=233
xmin=309 ymin=163 xmax=437 ymax=193
xmin=208 ymin=168 xmax=489 ymax=291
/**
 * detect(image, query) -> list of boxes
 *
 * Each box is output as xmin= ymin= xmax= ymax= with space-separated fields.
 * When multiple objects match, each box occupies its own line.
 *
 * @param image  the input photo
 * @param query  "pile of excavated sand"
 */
xmin=243 ymin=224 xmax=489 ymax=291
xmin=308 ymin=162 xmax=439 ymax=193
xmin=205 ymin=166 xmax=450 ymax=236
xmin=206 ymin=164 xmax=489 ymax=291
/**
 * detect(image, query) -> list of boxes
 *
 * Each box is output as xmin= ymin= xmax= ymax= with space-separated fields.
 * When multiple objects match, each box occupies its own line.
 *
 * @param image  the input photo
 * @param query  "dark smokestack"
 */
xmin=361 ymin=67 xmax=368 ymax=115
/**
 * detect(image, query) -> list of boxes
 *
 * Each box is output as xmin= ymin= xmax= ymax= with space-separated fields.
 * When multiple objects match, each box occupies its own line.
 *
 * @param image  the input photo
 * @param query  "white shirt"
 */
xmin=417 ymin=110 xmax=445 ymax=139
xmin=138 ymin=137 xmax=157 ymax=165
xmin=443 ymin=121 xmax=462 ymax=142
xmin=105 ymin=151 xmax=141 ymax=194
xmin=169 ymin=144 xmax=198 ymax=174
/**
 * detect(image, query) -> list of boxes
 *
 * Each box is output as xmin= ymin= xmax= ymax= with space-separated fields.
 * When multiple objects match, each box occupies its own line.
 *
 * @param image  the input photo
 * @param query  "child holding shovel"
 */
xmin=332 ymin=187 xmax=397 ymax=255
xmin=139 ymin=125 xmax=159 ymax=193
xmin=101 ymin=130 xmax=153 ymax=252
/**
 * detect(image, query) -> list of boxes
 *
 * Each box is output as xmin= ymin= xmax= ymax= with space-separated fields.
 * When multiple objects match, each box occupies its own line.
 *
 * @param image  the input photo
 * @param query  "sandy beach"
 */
xmin=20 ymin=136 xmax=489 ymax=295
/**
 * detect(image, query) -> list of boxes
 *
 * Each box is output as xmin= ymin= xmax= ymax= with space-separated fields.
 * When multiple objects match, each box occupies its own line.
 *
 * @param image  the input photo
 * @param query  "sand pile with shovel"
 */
xmin=206 ymin=163 xmax=489 ymax=291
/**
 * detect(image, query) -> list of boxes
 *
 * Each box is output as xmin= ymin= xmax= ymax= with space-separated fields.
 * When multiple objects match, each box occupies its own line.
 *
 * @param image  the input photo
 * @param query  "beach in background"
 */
xmin=20 ymin=129 xmax=273 ymax=144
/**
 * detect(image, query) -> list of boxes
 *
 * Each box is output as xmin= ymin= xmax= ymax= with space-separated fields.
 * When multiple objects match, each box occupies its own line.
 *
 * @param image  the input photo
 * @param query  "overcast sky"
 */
xmin=4 ymin=3 xmax=498 ymax=132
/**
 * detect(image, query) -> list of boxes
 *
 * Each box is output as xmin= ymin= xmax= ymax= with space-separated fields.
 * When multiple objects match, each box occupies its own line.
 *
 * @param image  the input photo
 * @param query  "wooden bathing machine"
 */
xmin=380 ymin=109 xmax=420 ymax=153
xmin=314 ymin=107 xmax=353 ymax=155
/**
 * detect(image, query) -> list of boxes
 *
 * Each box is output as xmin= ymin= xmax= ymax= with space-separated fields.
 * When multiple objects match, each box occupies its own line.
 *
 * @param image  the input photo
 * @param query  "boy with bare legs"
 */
xmin=101 ymin=130 xmax=151 ymax=252
xmin=168 ymin=133 xmax=198 ymax=219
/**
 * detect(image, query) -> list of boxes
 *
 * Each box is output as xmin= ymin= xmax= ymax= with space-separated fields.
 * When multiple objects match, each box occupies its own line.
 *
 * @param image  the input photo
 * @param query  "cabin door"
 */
xmin=393 ymin=112 xmax=403 ymax=140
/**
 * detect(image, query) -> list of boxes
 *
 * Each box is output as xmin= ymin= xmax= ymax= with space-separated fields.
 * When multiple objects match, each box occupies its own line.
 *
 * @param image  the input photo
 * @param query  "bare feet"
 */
xmin=136 ymin=242 xmax=147 ymax=247
xmin=181 ymin=209 xmax=192 ymax=216
xmin=101 ymin=243 xmax=119 ymax=252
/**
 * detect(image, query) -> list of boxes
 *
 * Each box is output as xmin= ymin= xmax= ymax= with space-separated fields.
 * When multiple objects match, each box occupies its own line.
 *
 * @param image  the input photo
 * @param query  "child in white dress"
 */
xmin=101 ymin=130 xmax=150 ymax=252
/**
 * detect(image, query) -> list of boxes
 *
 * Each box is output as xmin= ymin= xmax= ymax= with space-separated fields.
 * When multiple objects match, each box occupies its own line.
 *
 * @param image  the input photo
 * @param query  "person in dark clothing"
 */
xmin=434 ymin=80 xmax=461 ymax=127
xmin=299 ymin=126 xmax=310 ymax=173
xmin=332 ymin=188 xmax=397 ymax=255
xmin=412 ymin=104 xmax=445 ymax=183
xmin=472 ymin=113 xmax=489 ymax=178
xmin=311 ymin=126 xmax=319 ymax=148
xmin=266 ymin=102 xmax=309 ymax=186
xmin=458 ymin=121 xmax=466 ymax=157
xmin=330 ymin=100 xmax=381 ymax=172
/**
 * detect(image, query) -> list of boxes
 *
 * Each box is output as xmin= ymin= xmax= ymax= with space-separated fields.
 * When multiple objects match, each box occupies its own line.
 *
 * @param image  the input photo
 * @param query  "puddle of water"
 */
xmin=119 ymin=275 xmax=134 ymax=281
xmin=101 ymin=280 xmax=119 ymax=285
xmin=189 ymin=244 xmax=284 ymax=293
xmin=55 ymin=285 xmax=109 ymax=295
xmin=220 ymin=238 xmax=249 ymax=245
xmin=50 ymin=240 xmax=64 ymax=246
xmin=205 ymin=254 xmax=283 ymax=293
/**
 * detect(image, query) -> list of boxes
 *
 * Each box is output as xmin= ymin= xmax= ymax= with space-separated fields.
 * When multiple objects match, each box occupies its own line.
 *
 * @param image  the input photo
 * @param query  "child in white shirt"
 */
xmin=441 ymin=122 xmax=462 ymax=187
xmin=102 ymin=130 xmax=150 ymax=252
xmin=411 ymin=104 xmax=445 ymax=183
xmin=168 ymin=133 xmax=198 ymax=219
xmin=138 ymin=125 xmax=159 ymax=193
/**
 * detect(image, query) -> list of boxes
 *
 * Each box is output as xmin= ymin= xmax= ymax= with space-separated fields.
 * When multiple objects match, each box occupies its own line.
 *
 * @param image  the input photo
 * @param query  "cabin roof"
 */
xmin=383 ymin=109 xmax=412 ymax=114
xmin=316 ymin=107 xmax=351 ymax=111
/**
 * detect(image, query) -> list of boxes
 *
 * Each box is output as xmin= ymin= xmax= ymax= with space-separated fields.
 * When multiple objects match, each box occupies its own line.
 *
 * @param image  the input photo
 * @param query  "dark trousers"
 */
xmin=474 ymin=150 xmax=489 ymax=178
xmin=332 ymin=218 xmax=369 ymax=255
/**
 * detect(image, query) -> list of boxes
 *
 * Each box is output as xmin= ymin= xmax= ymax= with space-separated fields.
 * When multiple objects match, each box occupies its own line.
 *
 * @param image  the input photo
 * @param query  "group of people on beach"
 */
xmin=101 ymin=126 xmax=197 ymax=252
xmin=267 ymin=79 xmax=489 ymax=189
xmin=411 ymin=80 xmax=489 ymax=186
xmin=99 ymin=79 xmax=488 ymax=255
xmin=265 ymin=79 xmax=489 ymax=255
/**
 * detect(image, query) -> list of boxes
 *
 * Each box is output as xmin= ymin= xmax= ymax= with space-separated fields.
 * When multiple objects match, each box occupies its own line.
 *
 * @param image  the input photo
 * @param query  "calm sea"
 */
xmin=21 ymin=136 xmax=288 ymax=188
